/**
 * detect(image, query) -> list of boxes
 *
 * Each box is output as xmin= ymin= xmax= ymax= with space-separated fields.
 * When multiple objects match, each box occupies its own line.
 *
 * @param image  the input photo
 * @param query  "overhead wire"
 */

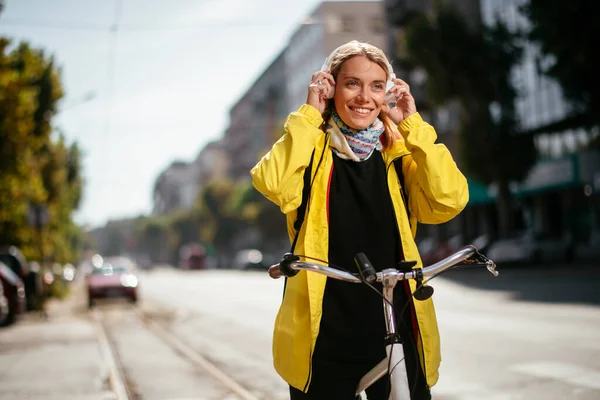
xmin=104 ymin=0 xmax=123 ymax=137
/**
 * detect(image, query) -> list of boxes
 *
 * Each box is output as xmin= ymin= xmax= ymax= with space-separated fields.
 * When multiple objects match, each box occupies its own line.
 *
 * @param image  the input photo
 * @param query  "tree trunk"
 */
xmin=496 ymin=179 xmax=514 ymax=238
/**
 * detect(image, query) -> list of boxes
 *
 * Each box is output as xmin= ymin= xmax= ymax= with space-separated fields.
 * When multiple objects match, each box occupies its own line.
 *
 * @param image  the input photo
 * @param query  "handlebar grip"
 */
xmin=354 ymin=253 xmax=377 ymax=284
xmin=279 ymin=253 xmax=299 ymax=277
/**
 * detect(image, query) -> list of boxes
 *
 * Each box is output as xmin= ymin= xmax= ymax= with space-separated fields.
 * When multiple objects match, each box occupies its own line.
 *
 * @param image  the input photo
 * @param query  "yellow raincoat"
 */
xmin=250 ymin=104 xmax=468 ymax=392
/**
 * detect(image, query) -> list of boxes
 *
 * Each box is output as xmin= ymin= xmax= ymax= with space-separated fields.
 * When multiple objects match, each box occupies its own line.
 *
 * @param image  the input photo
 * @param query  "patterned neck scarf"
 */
xmin=327 ymin=108 xmax=384 ymax=161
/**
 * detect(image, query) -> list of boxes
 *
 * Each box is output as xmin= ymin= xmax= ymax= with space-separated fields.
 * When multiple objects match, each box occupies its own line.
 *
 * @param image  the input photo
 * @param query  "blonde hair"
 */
xmin=321 ymin=40 xmax=401 ymax=150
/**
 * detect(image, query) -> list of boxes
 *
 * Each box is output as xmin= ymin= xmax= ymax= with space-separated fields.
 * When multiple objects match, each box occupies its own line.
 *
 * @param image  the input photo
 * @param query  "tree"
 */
xmin=133 ymin=216 xmax=172 ymax=263
xmin=0 ymin=38 xmax=84 ymax=262
xmin=404 ymin=5 xmax=536 ymax=237
xmin=520 ymin=0 xmax=600 ymax=144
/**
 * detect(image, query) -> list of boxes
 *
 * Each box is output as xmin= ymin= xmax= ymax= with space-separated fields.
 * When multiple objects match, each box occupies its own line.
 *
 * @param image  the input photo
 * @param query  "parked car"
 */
xmin=0 ymin=245 xmax=28 ymax=279
xmin=0 ymin=279 xmax=10 ymax=325
xmin=487 ymin=231 xmax=573 ymax=265
xmin=0 ymin=261 xmax=26 ymax=326
xmin=232 ymin=249 xmax=268 ymax=271
xmin=86 ymin=258 xmax=138 ymax=308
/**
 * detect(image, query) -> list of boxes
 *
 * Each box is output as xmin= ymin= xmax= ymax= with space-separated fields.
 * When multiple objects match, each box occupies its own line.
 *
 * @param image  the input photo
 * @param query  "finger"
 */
xmin=311 ymin=77 xmax=332 ymax=100
xmin=312 ymin=75 xmax=335 ymax=91
xmin=392 ymin=77 xmax=410 ymax=90
xmin=390 ymin=86 xmax=408 ymax=101
xmin=320 ymin=71 xmax=336 ymax=86
xmin=268 ymin=265 xmax=282 ymax=279
xmin=321 ymin=81 xmax=334 ymax=99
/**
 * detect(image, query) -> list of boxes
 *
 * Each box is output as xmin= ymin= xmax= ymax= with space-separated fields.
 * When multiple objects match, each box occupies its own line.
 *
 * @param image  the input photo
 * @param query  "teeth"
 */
xmin=352 ymin=108 xmax=371 ymax=115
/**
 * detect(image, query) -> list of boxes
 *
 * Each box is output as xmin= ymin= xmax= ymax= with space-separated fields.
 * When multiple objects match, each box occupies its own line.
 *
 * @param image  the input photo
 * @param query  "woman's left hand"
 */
xmin=384 ymin=78 xmax=417 ymax=125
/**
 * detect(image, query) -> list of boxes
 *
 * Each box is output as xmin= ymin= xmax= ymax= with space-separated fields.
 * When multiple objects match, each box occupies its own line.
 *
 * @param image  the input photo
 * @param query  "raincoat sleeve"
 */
xmin=250 ymin=104 xmax=323 ymax=214
xmin=398 ymin=113 xmax=469 ymax=224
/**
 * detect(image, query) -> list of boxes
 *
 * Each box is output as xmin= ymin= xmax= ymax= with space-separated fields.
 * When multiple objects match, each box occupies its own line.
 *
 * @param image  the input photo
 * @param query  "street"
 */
xmin=1 ymin=263 xmax=599 ymax=400
xmin=135 ymin=264 xmax=600 ymax=400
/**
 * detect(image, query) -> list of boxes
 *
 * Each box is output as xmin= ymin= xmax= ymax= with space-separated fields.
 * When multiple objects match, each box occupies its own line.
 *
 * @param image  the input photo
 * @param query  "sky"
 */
xmin=0 ymin=0 xmax=333 ymax=228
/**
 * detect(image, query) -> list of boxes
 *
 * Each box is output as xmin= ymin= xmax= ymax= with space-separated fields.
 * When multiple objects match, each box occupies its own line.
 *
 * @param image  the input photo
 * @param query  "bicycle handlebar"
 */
xmin=278 ymin=245 xmax=499 ymax=284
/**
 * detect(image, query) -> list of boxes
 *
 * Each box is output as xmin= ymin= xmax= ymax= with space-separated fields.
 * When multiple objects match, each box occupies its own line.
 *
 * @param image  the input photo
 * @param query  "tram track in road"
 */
xmin=91 ymin=307 xmax=139 ymax=400
xmin=91 ymin=304 xmax=261 ymax=400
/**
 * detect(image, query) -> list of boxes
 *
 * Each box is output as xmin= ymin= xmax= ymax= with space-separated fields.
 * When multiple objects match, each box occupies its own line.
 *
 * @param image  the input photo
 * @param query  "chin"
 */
xmin=348 ymin=117 xmax=377 ymax=130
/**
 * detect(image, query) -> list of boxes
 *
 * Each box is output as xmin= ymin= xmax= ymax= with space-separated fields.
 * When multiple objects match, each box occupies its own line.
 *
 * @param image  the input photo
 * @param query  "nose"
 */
xmin=356 ymin=86 xmax=370 ymax=103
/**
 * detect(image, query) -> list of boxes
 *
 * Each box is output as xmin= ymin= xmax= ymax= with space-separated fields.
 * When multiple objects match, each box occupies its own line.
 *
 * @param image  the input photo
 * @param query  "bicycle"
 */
xmin=277 ymin=244 xmax=499 ymax=400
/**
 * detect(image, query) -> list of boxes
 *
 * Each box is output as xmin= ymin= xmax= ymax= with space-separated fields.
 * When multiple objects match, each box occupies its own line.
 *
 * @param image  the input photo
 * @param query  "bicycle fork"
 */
xmin=356 ymin=270 xmax=411 ymax=400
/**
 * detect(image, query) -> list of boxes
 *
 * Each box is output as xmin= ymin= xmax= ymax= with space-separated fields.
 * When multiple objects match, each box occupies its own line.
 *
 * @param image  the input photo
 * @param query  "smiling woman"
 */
xmin=250 ymin=40 xmax=469 ymax=400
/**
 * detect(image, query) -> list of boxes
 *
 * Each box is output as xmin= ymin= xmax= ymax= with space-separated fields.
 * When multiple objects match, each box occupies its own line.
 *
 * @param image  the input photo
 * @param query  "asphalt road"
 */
xmin=134 ymin=263 xmax=600 ymax=400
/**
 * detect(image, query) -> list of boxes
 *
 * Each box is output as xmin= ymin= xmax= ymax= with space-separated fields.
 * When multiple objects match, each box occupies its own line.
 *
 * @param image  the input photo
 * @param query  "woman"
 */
xmin=250 ymin=41 xmax=468 ymax=399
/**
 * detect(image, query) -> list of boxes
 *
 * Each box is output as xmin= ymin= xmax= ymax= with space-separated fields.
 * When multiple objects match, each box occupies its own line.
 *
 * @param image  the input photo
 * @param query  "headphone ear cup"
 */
xmin=384 ymin=72 xmax=396 ymax=104
xmin=385 ymin=80 xmax=394 ymax=92
xmin=386 ymin=72 xmax=396 ymax=92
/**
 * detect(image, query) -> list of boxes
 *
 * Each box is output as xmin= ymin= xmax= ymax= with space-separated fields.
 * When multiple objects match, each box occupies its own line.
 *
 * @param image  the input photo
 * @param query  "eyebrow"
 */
xmin=342 ymin=75 xmax=386 ymax=84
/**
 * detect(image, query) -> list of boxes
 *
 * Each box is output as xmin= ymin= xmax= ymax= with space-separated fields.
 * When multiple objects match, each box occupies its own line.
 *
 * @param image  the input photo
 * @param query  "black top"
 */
xmin=307 ymin=150 xmax=431 ymax=399
xmin=316 ymin=150 xmax=403 ymax=363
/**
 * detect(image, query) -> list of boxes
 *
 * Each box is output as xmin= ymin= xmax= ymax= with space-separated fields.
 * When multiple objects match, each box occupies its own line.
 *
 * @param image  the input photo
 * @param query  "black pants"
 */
xmin=288 ymin=358 xmax=432 ymax=400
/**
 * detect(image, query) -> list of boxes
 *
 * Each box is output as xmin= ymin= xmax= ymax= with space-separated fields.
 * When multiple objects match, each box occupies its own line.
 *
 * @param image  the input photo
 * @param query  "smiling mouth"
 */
xmin=349 ymin=106 xmax=373 ymax=116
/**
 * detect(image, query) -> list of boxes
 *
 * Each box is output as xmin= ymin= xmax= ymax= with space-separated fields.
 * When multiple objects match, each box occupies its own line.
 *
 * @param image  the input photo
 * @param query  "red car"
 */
xmin=86 ymin=258 xmax=138 ymax=308
xmin=0 ymin=261 xmax=26 ymax=326
xmin=179 ymin=243 xmax=206 ymax=270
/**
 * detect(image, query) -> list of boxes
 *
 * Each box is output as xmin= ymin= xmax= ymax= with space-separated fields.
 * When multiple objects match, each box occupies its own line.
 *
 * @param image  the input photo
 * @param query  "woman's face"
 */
xmin=333 ymin=55 xmax=387 ymax=130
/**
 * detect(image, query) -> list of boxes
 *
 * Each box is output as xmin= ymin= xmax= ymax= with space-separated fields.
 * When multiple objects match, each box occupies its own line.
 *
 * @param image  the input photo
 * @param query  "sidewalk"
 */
xmin=0 ymin=281 xmax=116 ymax=400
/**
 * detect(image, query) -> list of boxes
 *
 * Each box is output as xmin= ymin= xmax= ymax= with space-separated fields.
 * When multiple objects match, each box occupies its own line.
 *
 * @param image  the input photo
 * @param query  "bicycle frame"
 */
xmin=356 ymin=268 xmax=410 ymax=399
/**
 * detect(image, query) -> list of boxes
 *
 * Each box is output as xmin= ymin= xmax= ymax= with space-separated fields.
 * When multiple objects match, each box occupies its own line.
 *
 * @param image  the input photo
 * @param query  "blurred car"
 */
xmin=232 ymin=249 xmax=268 ymax=271
xmin=418 ymin=235 xmax=464 ymax=266
xmin=0 ymin=261 xmax=26 ymax=326
xmin=86 ymin=258 xmax=138 ymax=308
xmin=0 ymin=245 xmax=28 ymax=279
xmin=487 ymin=231 xmax=573 ymax=265
xmin=179 ymin=243 xmax=207 ymax=270
xmin=0 ymin=278 xmax=10 ymax=325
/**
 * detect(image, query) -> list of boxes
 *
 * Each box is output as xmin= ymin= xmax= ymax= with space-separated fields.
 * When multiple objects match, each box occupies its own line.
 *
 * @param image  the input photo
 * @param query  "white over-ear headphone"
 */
xmin=320 ymin=44 xmax=397 ymax=100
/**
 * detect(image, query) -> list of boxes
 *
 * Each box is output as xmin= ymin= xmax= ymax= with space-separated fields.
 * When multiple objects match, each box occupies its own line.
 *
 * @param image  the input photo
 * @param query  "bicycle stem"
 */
xmin=381 ymin=269 xmax=400 ymax=336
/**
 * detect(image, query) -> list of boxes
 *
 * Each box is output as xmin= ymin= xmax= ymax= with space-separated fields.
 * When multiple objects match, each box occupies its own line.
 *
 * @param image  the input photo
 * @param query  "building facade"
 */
xmin=482 ymin=0 xmax=599 ymax=260
xmin=383 ymin=0 xmax=599 ymax=261
xmin=152 ymin=161 xmax=200 ymax=215
xmin=224 ymin=50 xmax=288 ymax=180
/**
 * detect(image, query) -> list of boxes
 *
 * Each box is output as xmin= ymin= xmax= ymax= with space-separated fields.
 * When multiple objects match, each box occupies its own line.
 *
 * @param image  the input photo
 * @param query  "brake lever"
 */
xmin=457 ymin=249 xmax=499 ymax=277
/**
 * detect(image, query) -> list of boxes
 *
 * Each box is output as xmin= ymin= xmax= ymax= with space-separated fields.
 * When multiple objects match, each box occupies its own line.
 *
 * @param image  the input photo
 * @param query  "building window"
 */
xmin=325 ymin=14 xmax=341 ymax=33
xmin=370 ymin=16 xmax=385 ymax=34
xmin=341 ymin=15 xmax=355 ymax=33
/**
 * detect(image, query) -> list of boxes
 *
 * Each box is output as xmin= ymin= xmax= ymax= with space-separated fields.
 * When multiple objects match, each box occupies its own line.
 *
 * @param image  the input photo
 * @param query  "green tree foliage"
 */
xmin=197 ymin=179 xmax=248 ymax=263
xmin=0 ymin=38 xmax=84 ymax=262
xmin=404 ymin=6 xmax=536 ymax=237
xmin=520 ymin=0 xmax=599 ymax=141
xmin=133 ymin=216 xmax=172 ymax=263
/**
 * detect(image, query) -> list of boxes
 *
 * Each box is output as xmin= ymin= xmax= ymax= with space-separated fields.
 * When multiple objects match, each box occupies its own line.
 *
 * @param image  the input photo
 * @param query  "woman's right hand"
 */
xmin=306 ymin=70 xmax=335 ymax=114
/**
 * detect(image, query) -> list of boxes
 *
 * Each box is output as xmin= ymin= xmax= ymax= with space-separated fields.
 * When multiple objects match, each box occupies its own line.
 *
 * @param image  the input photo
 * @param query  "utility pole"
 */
xmin=28 ymin=204 xmax=49 ymax=266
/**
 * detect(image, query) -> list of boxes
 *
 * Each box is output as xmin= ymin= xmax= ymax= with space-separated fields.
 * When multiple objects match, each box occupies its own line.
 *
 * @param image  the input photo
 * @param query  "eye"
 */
xmin=373 ymin=83 xmax=385 ymax=90
xmin=346 ymin=81 xmax=359 ymax=87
